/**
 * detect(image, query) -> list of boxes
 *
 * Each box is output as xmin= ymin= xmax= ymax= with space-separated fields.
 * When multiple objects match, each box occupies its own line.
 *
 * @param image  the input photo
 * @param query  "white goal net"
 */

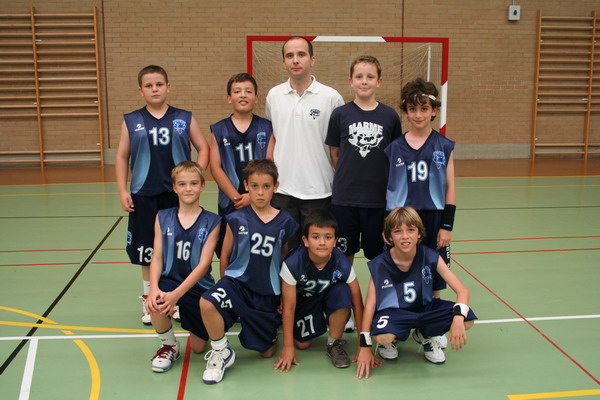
xmin=247 ymin=36 xmax=449 ymax=134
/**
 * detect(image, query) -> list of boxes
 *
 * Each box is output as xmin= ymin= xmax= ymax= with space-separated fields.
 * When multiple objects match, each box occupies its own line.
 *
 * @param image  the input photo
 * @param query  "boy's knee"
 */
xmin=261 ymin=343 xmax=277 ymax=358
xmin=374 ymin=333 xmax=396 ymax=346
xmin=199 ymin=297 xmax=215 ymax=313
xmin=295 ymin=339 xmax=312 ymax=350
xmin=189 ymin=334 xmax=206 ymax=354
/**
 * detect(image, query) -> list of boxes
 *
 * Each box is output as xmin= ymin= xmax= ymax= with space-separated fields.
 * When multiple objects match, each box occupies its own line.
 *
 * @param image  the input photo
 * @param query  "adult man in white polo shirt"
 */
xmin=266 ymin=36 xmax=344 ymax=249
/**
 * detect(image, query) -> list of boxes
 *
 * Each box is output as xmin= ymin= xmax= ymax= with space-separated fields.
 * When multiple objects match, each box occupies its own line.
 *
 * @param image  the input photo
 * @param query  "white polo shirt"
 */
xmin=266 ymin=77 xmax=343 ymax=199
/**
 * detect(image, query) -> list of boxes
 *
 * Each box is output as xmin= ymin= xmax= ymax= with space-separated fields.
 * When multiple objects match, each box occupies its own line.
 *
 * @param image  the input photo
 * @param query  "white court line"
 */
xmin=19 ymin=338 xmax=38 ymax=400
xmin=1 ymin=314 xmax=599 ymax=342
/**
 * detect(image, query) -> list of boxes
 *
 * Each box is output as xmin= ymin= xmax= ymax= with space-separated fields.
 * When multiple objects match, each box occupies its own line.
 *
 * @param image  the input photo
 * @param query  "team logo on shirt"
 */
xmin=332 ymin=269 xmax=342 ymax=283
xmin=257 ymin=132 xmax=267 ymax=149
xmin=222 ymin=138 xmax=230 ymax=147
xmin=348 ymin=122 xmax=384 ymax=158
xmin=134 ymin=123 xmax=145 ymax=132
xmin=238 ymin=225 xmax=248 ymax=235
xmin=309 ymin=109 xmax=321 ymax=119
xmin=381 ymin=279 xmax=393 ymax=289
xmin=432 ymin=151 xmax=446 ymax=169
xmin=166 ymin=227 xmax=173 ymax=236
xmin=173 ymin=119 xmax=187 ymax=135
xmin=198 ymin=228 xmax=208 ymax=242
xmin=395 ymin=157 xmax=404 ymax=167
xmin=421 ymin=266 xmax=432 ymax=284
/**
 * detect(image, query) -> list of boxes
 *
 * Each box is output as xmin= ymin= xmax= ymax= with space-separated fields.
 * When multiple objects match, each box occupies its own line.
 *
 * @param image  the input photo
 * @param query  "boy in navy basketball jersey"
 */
xmin=356 ymin=207 xmax=475 ymax=379
xmin=274 ymin=210 xmax=364 ymax=371
xmin=146 ymin=161 xmax=220 ymax=373
xmin=384 ymin=78 xmax=456 ymax=349
xmin=209 ymin=73 xmax=272 ymax=256
xmin=200 ymin=159 xmax=299 ymax=384
xmin=115 ymin=65 xmax=210 ymax=324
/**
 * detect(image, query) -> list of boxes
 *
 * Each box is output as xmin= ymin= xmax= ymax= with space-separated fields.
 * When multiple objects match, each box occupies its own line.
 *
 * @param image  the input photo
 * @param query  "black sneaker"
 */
xmin=326 ymin=339 xmax=350 ymax=368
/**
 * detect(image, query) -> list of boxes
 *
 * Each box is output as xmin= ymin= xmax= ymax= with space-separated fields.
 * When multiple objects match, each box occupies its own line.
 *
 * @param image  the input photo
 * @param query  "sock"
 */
xmin=143 ymin=280 xmax=151 ymax=296
xmin=157 ymin=327 xmax=177 ymax=347
xmin=211 ymin=336 xmax=230 ymax=355
xmin=327 ymin=335 xmax=337 ymax=345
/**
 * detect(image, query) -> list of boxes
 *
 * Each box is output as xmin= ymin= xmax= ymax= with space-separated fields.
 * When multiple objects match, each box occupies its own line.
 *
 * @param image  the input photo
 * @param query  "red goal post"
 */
xmin=246 ymin=36 xmax=449 ymax=135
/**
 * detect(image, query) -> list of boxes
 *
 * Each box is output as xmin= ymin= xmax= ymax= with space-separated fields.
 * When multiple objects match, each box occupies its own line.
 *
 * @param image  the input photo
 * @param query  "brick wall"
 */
xmin=2 ymin=0 xmax=599 ymax=161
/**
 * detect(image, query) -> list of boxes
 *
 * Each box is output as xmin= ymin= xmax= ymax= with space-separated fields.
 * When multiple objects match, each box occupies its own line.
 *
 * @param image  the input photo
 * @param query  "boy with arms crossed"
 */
xmin=356 ymin=207 xmax=475 ymax=379
xmin=275 ymin=210 xmax=364 ymax=371
xmin=200 ymin=159 xmax=299 ymax=384
xmin=147 ymin=161 xmax=220 ymax=373
xmin=115 ymin=65 xmax=210 ymax=324
xmin=210 ymin=73 xmax=272 ymax=256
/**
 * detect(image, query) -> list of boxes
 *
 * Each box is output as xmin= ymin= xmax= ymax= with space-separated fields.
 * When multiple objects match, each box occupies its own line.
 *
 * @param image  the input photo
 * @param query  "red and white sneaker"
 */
xmin=140 ymin=295 xmax=151 ymax=325
xmin=172 ymin=305 xmax=180 ymax=322
xmin=151 ymin=341 xmax=180 ymax=372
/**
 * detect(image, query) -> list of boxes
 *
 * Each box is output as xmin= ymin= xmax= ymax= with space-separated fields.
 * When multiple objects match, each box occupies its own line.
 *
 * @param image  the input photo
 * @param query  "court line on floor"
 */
xmin=454 ymin=248 xmax=600 ymax=256
xmin=453 ymin=257 xmax=600 ymax=386
xmin=1 ymin=314 xmax=598 ymax=341
xmin=507 ymin=389 xmax=600 ymax=399
xmin=0 ymin=217 xmax=123 ymax=376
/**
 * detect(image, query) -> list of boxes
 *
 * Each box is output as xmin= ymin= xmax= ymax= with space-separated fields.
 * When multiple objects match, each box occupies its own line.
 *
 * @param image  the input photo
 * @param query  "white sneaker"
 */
xmin=421 ymin=338 xmax=445 ymax=364
xmin=202 ymin=347 xmax=235 ymax=384
xmin=140 ymin=295 xmax=151 ymax=325
xmin=376 ymin=343 xmax=398 ymax=360
xmin=412 ymin=330 xmax=447 ymax=349
xmin=151 ymin=341 xmax=180 ymax=372
xmin=172 ymin=306 xmax=180 ymax=322
xmin=344 ymin=318 xmax=355 ymax=333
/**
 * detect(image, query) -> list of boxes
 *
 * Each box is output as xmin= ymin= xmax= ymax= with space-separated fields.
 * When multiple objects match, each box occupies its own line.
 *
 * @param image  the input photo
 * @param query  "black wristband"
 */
xmin=359 ymin=332 xmax=372 ymax=348
xmin=441 ymin=204 xmax=456 ymax=231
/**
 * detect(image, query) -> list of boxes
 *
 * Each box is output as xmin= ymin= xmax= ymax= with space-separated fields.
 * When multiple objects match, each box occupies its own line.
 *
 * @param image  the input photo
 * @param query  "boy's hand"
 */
xmin=233 ymin=193 xmax=250 ymax=210
xmin=146 ymin=289 xmax=166 ymax=314
xmin=449 ymin=316 xmax=467 ymax=350
xmin=274 ymin=347 xmax=299 ymax=372
xmin=437 ymin=228 xmax=451 ymax=250
xmin=119 ymin=192 xmax=134 ymax=212
xmin=356 ymin=347 xmax=380 ymax=379
xmin=160 ymin=291 xmax=181 ymax=316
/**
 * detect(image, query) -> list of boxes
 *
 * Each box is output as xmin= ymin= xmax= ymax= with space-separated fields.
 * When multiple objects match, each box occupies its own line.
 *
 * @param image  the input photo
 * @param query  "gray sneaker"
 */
xmin=376 ymin=342 xmax=398 ymax=360
xmin=326 ymin=339 xmax=350 ymax=368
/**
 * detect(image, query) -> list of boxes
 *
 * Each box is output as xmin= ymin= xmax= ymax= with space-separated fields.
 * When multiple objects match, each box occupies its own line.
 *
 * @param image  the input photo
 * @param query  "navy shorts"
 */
xmin=331 ymin=205 xmax=385 ymax=260
xmin=158 ymin=278 xmax=209 ymax=340
xmin=370 ymin=298 xmax=477 ymax=341
xmin=294 ymin=283 xmax=352 ymax=342
xmin=201 ymin=276 xmax=281 ymax=353
xmin=126 ymin=191 xmax=178 ymax=266
xmin=418 ymin=209 xmax=450 ymax=291
xmin=272 ymin=193 xmax=331 ymax=250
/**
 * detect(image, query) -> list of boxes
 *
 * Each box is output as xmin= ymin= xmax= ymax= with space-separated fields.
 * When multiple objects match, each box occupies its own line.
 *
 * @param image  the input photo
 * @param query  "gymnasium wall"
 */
xmin=2 ymin=0 xmax=599 ymax=160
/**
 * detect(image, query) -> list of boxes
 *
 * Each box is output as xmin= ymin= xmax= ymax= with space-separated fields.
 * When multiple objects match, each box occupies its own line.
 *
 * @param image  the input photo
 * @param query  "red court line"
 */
xmin=177 ymin=336 xmax=192 ymax=400
xmin=454 ymin=248 xmax=600 ymax=255
xmin=454 ymin=235 xmax=600 ymax=243
xmin=452 ymin=257 xmax=600 ymax=386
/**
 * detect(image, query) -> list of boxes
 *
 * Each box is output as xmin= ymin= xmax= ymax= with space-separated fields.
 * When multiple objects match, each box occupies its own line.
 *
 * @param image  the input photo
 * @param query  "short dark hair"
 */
xmin=350 ymin=55 xmax=382 ymax=78
xmin=400 ymin=78 xmax=441 ymax=120
xmin=227 ymin=73 xmax=258 ymax=96
xmin=281 ymin=36 xmax=314 ymax=59
xmin=137 ymin=65 xmax=168 ymax=87
xmin=243 ymin=158 xmax=278 ymax=184
xmin=302 ymin=210 xmax=338 ymax=237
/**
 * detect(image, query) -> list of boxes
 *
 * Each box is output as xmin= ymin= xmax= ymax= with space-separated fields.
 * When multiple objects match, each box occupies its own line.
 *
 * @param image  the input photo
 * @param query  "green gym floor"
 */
xmin=0 ymin=159 xmax=599 ymax=400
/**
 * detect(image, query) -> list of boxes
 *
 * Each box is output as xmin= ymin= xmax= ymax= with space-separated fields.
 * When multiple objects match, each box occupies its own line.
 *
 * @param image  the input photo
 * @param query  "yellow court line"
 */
xmin=0 ymin=306 xmax=101 ymax=400
xmin=0 ymin=320 xmax=188 ymax=334
xmin=507 ymin=389 xmax=600 ymax=399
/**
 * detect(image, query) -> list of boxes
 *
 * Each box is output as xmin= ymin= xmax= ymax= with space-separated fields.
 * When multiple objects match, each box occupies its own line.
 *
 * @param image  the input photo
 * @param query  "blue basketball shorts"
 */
xmin=294 ymin=283 xmax=352 ymax=343
xmin=201 ymin=276 xmax=281 ymax=353
xmin=126 ymin=191 xmax=178 ymax=266
xmin=370 ymin=298 xmax=477 ymax=341
xmin=158 ymin=278 xmax=209 ymax=340
xmin=331 ymin=205 xmax=386 ymax=260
